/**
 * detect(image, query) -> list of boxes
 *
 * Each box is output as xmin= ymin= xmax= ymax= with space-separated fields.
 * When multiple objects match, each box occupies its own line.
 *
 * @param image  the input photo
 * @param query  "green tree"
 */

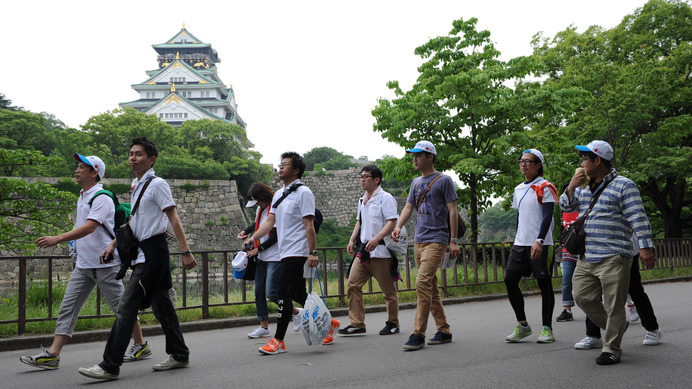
xmin=323 ymin=155 xmax=357 ymax=170
xmin=304 ymin=147 xmax=343 ymax=171
xmin=0 ymin=149 xmax=76 ymax=254
xmin=531 ymin=0 xmax=692 ymax=238
xmin=372 ymin=18 xmax=551 ymax=242
xmin=0 ymin=109 xmax=45 ymax=156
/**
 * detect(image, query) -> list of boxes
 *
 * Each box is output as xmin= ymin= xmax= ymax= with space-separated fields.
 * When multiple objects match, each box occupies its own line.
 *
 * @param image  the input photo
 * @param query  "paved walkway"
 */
xmin=2 ymin=281 xmax=690 ymax=388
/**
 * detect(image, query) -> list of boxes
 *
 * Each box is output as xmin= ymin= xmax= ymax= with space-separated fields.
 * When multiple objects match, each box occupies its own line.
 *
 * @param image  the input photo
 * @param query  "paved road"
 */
xmin=2 ymin=281 xmax=690 ymax=388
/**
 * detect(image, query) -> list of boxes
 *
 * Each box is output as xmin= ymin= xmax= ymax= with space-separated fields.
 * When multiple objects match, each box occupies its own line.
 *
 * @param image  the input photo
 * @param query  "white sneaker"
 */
xmin=248 ymin=326 xmax=271 ymax=339
xmin=628 ymin=304 xmax=640 ymax=322
xmin=643 ymin=329 xmax=662 ymax=346
xmin=574 ymin=336 xmax=603 ymax=350
xmin=78 ymin=364 xmax=118 ymax=380
xmin=292 ymin=308 xmax=304 ymax=332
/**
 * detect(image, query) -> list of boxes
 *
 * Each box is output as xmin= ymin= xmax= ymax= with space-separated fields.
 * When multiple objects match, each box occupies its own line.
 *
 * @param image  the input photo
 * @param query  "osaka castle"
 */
xmin=120 ymin=25 xmax=246 ymax=128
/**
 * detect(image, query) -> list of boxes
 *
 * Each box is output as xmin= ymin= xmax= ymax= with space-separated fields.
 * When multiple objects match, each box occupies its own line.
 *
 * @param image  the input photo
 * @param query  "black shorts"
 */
xmin=506 ymin=245 xmax=550 ymax=279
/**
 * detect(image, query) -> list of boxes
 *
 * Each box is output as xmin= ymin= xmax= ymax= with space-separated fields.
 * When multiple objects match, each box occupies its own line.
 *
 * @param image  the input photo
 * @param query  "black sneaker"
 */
xmin=427 ymin=331 xmax=453 ymax=345
xmin=379 ymin=321 xmax=400 ymax=335
xmin=403 ymin=334 xmax=425 ymax=351
xmin=556 ymin=310 xmax=574 ymax=322
xmin=595 ymin=352 xmax=620 ymax=365
xmin=337 ymin=325 xmax=366 ymax=336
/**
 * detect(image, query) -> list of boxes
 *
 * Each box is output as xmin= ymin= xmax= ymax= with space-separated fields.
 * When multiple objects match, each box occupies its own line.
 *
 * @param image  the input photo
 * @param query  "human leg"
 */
xmin=628 ymin=256 xmax=659 ymax=332
xmin=274 ymin=257 xmax=307 ymax=341
xmin=369 ymin=257 xmax=400 ymax=327
xmin=254 ymin=259 xmax=270 ymax=323
xmin=573 ymin=258 xmax=607 ymax=329
xmin=412 ymin=243 xmax=449 ymax=337
xmin=595 ymin=255 xmax=631 ymax=359
xmin=504 ymin=246 xmax=530 ymax=324
xmin=346 ymin=259 xmax=373 ymax=328
xmin=150 ymin=286 xmax=189 ymax=362
xmin=561 ymin=260 xmax=576 ymax=309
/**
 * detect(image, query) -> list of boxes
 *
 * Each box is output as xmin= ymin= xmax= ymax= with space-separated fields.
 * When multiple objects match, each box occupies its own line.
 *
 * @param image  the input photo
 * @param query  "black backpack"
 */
xmin=272 ymin=183 xmax=323 ymax=233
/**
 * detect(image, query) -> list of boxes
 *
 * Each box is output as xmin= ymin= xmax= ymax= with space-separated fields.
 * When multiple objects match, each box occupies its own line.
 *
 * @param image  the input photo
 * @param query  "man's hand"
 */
xmin=307 ymin=254 xmax=318 ymax=267
xmin=530 ymin=241 xmax=543 ymax=260
xmin=247 ymin=248 xmax=259 ymax=257
xmin=640 ymin=248 xmax=656 ymax=269
xmin=391 ymin=228 xmax=401 ymax=242
xmin=183 ymin=253 xmax=197 ymax=270
xmin=243 ymin=237 xmax=254 ymax=247
xmin=100 ymin=240 xmax=117 ymax=261
xmin=346 ymin=240 xmax=355 ymax=256
xmin=238 ymin=231 xmax=249 ymax=239
xmin=449 ymin=241 xmax=460 ymax=259
xmin=35 ymin=236 xmax=60 ymax=248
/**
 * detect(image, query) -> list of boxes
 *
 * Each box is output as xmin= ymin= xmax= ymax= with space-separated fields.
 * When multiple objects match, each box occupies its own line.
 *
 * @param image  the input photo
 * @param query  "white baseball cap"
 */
xmin=406 ymin=140 xmax=437 ymax=155
xmin=245 ymin=199 xmax=258 ymax=208
xmin=523 ymin=149 xmax=545 ymax=164
xmin=73 ymin=153 xmax=106 ymax=179
xmin=576 ymin=140 xmax=614 ymax=161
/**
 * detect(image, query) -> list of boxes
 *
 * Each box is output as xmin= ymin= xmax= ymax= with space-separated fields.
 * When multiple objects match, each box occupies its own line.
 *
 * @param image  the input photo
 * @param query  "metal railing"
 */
xmin=1 ymin=238 xmax=689 ymax=335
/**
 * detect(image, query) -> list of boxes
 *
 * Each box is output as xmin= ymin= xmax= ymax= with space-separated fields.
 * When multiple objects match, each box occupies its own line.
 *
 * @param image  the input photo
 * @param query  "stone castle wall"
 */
xmin=1 ymin=171 xmax=413 ymax=281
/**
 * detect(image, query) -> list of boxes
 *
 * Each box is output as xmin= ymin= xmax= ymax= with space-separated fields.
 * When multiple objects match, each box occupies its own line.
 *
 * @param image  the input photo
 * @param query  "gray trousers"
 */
xmin=54 ymin=266 xmax=123 ymax=337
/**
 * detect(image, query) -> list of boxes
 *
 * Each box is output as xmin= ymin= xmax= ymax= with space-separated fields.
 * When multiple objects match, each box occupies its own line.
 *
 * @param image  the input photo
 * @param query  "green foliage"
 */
xmin=478 ymin=204 xmax=517 ymax=242
xmin=51 ymin=178 xmax=81 ymax=197
xmin=25 ymin=280 xmax=67 ymax=307
xmin=304 ymin=146 xmax=356 ymax=171
xmin=102 ymin=183 xmax=132 ymax=195
xmin=373 ymin=17 xmax=548 ymax=242
xmin=529 ymin=0 xmax=692 ymax=238
xmin=316 ymin=218 xmax=356 ymax=251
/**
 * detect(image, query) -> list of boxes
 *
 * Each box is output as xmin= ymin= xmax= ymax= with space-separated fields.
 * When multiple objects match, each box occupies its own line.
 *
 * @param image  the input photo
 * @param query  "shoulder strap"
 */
xmin=130 ymin=176 xmax=155 ymax=218
xmin=88 ymin=190 xmax=118 ymax=239
xmin=416 ymin=173 xmax=443 ymax=210
xmin=581 ymin=175 xmax=617 ymax=220
xmin=272 ymin=182 xmax=304 ymax=208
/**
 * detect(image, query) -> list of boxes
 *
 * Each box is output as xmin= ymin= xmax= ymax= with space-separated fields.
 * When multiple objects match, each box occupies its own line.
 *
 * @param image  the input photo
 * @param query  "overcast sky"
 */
xmin=1 ymin=0 xmax=648 ymax=166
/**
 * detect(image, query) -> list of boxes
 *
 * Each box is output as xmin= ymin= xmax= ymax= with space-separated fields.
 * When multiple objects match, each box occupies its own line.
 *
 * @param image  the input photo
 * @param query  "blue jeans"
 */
xmin=561 ymin=260 xmax=577 ymax=307
xmin=254 ymin=260 xmax=280 ymax=321
xmin=99 ymin=262 xmax=188 ymax=374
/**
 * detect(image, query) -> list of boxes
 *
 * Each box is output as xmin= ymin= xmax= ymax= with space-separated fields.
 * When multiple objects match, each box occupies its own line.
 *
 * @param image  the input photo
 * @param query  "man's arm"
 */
xmin=347 ymin=219 xmax=361 ymax=256
xmin=35 ymin=220 xmax=100 ymax=248
xmin=365 ymin=219 xmax=397 ymax=252
xmin=392 ymin=202 xmax=414 ymax=241
xmin=244 ymin=213 xmax=276 ymax=246
xmin=304 ymin=215 xmax=318 ymax=267
xmin=164 ymin=206 xmax=197 ymax=270
xmin=446 ymin=201 xmax=460 ymax=258
xmin=531 ymin=202 xmax=555 ymax=260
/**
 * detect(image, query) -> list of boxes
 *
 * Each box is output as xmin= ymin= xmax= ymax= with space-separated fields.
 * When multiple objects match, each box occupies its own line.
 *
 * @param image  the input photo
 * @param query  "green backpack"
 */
xmin=88 ymin=190 xmax=131 ymax=238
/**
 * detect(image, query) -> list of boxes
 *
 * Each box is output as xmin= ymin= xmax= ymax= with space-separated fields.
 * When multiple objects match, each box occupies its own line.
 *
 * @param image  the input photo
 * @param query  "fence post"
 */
xmin=18 ymin=257 xmax=26 ymax=335
xmin=201 ymin=252 xmax=209 ymax=319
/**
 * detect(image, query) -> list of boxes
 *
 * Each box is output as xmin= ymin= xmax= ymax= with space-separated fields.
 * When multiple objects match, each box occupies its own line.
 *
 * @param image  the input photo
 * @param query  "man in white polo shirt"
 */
xmin=23 ymin=153 xmax=150 ymax=370
xmin=78 ymin=137 xmax=197 ymax=380
xmin=246 ymin=151 xmax=340 ymax=355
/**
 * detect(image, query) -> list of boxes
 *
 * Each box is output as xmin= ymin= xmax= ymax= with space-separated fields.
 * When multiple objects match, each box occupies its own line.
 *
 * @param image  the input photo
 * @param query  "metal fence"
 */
xmin=1 ymin=238 xmax=690 ymax=335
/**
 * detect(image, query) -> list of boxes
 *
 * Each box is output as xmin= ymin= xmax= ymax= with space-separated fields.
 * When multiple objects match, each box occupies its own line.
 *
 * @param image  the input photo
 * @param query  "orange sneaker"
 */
xmin=258 ymin=338 xmax=286 ymax=355
xmin=322 ymin=319 xmax=341 ymax=345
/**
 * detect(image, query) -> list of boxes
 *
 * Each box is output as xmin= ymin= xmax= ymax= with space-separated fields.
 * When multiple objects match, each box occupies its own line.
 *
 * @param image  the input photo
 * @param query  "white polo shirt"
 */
xmin=129 ymin=168 xmax=176 ymax=265
xmin=512 ymin=177 xmax=555 ymax=246
xmin=74 ymin=184 xmax=120 ymax=269
xmin=269 ymin=179 xmax=315 ymax=259
xmin=257 ymin=206 xmax=280 ymax=262
xmin=358 ymin=186 xmax=398 ymax=258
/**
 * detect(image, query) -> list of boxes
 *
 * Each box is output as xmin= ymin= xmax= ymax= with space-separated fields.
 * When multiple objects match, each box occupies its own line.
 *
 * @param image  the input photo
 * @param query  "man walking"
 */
xmin=22 ymin=153 xmax=150 ymax=370
xmin=78 ymin=137 xmax=197 ymax=379
xmin=246 ymin=151 xmax=339 ymax=355
xmin=392 ymin=141 xmax=460 ymax=351
xmin=503 ymin=149 xmax=557 ymax=343
xmin=340 ymin=164 xmax=400 ymax=336
xmin=560 ymin=140 xmax=656 ymax=365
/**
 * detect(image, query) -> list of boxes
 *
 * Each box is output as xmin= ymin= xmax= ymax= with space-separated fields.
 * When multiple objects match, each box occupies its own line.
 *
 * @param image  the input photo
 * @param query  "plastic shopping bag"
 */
xmin=301 ymin=268 xmax=332 ymax=346
xmin=384 ymin=226 xmax=409 ymax=255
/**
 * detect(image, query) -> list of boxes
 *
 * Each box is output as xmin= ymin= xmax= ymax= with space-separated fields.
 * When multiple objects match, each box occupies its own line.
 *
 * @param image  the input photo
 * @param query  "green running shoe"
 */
xmin=505 ymin=323 xmax=533 ymax=342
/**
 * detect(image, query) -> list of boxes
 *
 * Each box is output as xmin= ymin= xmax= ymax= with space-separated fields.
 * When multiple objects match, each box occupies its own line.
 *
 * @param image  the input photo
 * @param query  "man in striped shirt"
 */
xmin=559 ymin=140 xmax=656 ymax=366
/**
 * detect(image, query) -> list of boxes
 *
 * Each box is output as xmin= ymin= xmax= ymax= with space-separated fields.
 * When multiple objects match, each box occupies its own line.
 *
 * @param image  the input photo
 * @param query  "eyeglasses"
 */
xmin=581 ymin=157 xmax=593 ymax=163
xmin=517 ymin=159 xmax=537 ymax=165
xmin=360 ymin=174 xmax=372 ymax=180
xmin=278 ymin=162 xmax=291 ymax=168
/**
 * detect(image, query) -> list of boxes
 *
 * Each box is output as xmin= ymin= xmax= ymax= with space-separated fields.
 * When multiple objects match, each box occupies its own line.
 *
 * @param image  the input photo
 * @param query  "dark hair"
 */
xmin=361 ymin=165 xmax=383 ymax=186
xmin=85 ymin=165 xmax=101 ymax=182
xmin=246 ymin=182 xmax=274 ymax=203
xmin=579 ymin=151 xmax=612 ymax=169
xmin=424 ymin=151 xmax=436 ymax=164
xmin=280 ymin=151 xmax=306 ymax=179
xmin=131 ymin=137 xmax=158 ymax=159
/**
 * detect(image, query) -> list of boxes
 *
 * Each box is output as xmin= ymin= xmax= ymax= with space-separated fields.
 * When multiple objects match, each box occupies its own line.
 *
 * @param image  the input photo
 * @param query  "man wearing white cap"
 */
xmin=504 ymin=148 xmax=558 ymax=344
xmin=560 ymin=140 xmax=656 ymax=365
xmin=23 ymin=154 xmax=150 ymax=370
xmin=392 ymin=140 xmax=460 ymax=351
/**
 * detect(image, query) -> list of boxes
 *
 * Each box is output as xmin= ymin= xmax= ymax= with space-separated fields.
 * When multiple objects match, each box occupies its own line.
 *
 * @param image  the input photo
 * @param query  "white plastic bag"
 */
xmin=384 ymin=226 xmax=409 ymax=255
xmin=301 ymin=269 xmax=332 ymax=346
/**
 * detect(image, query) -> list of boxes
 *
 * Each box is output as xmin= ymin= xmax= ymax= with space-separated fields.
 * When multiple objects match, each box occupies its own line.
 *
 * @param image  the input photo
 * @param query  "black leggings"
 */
xmin=275 ymin=257 xmax=308 ymax=340
xmin=505 ymin=269 xmax=555 ymax=328
xmin=586 ymin=255 xmax=659 ymax=336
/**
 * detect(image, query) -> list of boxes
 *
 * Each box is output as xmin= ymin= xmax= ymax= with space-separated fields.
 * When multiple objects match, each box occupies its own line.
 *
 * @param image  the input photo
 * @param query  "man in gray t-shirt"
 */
xmin=392 ymin=141 xmax=460 ymax=351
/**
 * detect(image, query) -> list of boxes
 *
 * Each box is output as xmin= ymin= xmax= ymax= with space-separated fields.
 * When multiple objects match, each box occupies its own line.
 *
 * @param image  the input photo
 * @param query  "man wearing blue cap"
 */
xmin=560 ymin=140 xmax=656 ymax=365
xmin=23 ymin=154 xmax=150 ymax=370
xmin=504 ymin=148 xmax=558 ymax=344
xmin=392 ymin=141 xmax=460 ymax=351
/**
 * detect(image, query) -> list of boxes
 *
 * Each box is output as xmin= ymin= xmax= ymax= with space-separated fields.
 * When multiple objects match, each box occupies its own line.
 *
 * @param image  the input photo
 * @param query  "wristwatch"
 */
xmin=309 ymin=250 xmax=319 ymax=257
xmin=182 ymin=249 xmax=192 ymax=257
xmin=536 ymin=239 xmax=544 ymax=245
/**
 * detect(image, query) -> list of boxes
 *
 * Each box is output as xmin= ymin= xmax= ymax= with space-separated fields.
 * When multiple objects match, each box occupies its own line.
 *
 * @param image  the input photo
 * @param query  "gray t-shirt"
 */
xmin=406 ymin=172 xmax=458 ymax=244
